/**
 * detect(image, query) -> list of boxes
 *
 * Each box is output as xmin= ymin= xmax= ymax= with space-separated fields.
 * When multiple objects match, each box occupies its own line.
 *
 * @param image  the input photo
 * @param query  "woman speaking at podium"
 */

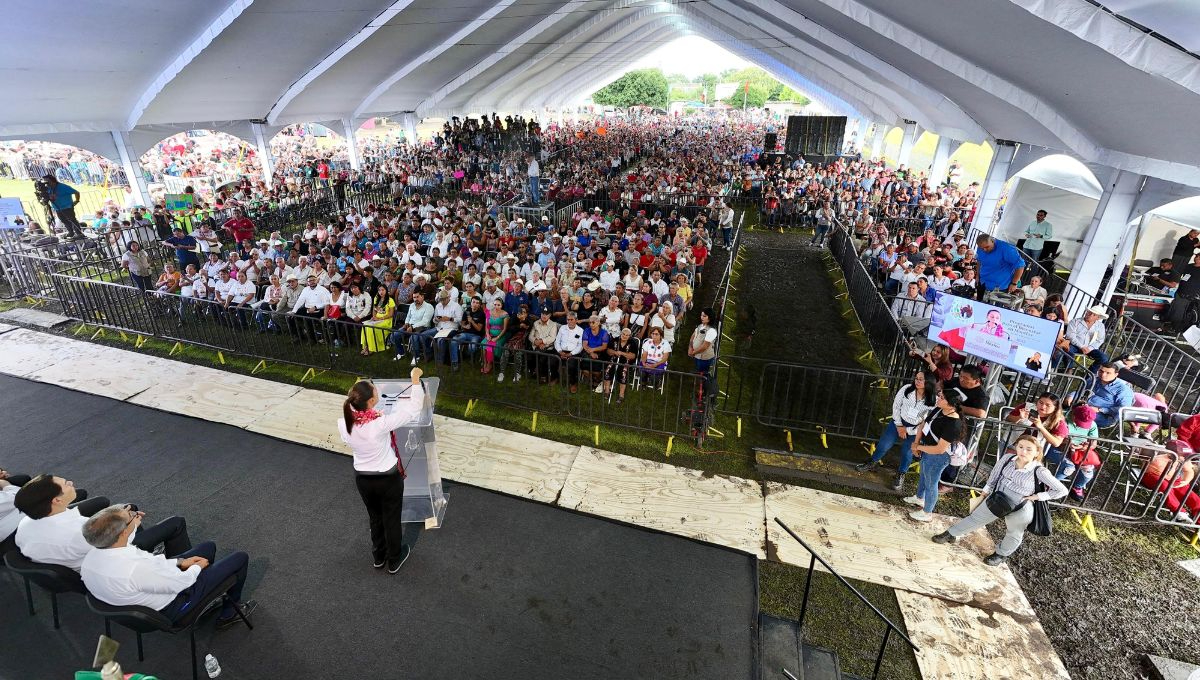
xmin=339 ymin=367 xmax=425 ymax=574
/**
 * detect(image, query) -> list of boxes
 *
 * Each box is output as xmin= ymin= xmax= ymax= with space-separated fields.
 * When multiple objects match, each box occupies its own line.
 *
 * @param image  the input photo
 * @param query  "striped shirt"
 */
xmin=984 ymin=454 xmax=1068 ymax=502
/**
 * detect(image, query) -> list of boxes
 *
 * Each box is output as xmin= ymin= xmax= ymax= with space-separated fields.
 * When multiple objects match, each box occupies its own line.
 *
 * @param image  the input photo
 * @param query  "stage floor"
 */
xmin=0 ymin=375 xmax=756 ymax=680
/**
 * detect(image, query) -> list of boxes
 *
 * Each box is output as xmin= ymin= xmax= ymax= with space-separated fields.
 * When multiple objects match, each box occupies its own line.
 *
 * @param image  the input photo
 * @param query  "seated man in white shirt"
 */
xmin=0 ymin=469 xmax=37 ymax=556
xmin=81 ymin=505 xmax=255 ymax=629
xmin=554 ymin=312 xmax=585 ymax=392
xmin=13 ymin=475 xmax=191 ymax=570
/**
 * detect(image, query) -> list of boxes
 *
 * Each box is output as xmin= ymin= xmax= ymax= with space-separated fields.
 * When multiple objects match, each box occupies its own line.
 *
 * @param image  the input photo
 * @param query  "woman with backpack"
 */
xmin=932 ymin=435 xmax=1067 ymax=565
xmin=856 ymin=369 xmax=940 ymax=491
xmin=904 ymin=388 xmax=966 ymax=521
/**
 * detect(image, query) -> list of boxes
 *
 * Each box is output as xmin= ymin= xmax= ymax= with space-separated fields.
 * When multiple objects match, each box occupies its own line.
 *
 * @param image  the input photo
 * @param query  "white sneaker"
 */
xmin=594 ymin=383 xmax=604 ymax=394
xmin=902 ymin=495 xmax=924 ymax=507
xmin=497 ymin=372 xmax=505 ymax=382
xmin=513 ymin=372 xmax=522 ymax=383
xmin=410 ymin=357 xmax=419 ymax=366
xmin=908 ymin=510 xmax=933 ymax=522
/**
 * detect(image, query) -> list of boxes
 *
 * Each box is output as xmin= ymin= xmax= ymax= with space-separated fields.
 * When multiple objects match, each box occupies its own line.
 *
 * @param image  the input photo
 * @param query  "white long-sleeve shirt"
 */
xmin=14 ymin=508 xmax=93 ymax=570
xmin=81 ymin=546 xmax=201 ymax=610
xmin=554 ymin=323 xmax=584 ymax=355
xmin=338 ymin=383 xmax=427 ymax=473
xmin=0 ymin=485 xmax=21 ymax=542
xmin=291 ymin=284 xmax=332 ymax=313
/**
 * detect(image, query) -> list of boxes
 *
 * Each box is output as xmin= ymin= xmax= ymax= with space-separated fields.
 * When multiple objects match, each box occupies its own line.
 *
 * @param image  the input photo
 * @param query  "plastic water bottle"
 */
xmin=205 ymin=653 xmax=222 ymax=678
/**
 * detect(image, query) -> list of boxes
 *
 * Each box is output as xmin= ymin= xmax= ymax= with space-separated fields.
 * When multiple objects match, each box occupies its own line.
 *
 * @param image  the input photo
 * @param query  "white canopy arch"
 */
xmin=3 ymin=0 xmax=1200 ymax=187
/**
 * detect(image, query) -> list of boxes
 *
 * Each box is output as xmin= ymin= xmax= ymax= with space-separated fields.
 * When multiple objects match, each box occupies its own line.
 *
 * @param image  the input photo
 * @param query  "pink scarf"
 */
xmin=351 ymin=408 xmax=381 ymax=426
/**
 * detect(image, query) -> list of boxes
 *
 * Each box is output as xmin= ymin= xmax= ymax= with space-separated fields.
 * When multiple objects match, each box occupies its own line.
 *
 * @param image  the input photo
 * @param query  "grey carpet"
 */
xmin=0 ymin=375 xmax=755 ymax=679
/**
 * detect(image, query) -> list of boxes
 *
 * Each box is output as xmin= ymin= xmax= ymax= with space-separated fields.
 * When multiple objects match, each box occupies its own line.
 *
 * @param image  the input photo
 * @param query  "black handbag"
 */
xmin=1028 ymin=467 xmax=1053 ymax=537
xmin=984 ymin=457 xmax=1024 ymax=516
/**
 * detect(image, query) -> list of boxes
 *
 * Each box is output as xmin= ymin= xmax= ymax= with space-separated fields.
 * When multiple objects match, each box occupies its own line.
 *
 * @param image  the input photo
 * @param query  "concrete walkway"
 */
xmin=0 ymin=324 xmax=1068 ymax=679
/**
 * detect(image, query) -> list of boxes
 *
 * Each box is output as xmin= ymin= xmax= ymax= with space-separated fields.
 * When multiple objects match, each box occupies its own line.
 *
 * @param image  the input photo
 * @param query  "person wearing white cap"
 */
xmin=1062 ymin=305 xmax=1110 ymax=372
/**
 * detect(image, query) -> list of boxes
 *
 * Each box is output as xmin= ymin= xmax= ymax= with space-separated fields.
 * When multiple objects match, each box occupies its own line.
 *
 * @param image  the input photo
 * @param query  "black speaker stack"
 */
xmin=763 ymin=132 xmax=777 ymax=152
xmin=783 ymin=115 xmax=847 ymax=158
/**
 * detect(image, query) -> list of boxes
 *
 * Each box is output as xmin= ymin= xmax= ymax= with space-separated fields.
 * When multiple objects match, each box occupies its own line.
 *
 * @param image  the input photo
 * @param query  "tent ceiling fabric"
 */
xmin=4 ymin=0 xmax=1200 ymax=186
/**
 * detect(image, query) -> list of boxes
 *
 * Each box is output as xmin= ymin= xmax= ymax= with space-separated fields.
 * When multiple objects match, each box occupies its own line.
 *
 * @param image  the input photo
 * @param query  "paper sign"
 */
xmin=0 ymin=197 xmax=25 ymax=230
xmin=164 ymin=193 xmax=194 ymax=211
xmin=928 ymin=292 xmax=1060 ymax=379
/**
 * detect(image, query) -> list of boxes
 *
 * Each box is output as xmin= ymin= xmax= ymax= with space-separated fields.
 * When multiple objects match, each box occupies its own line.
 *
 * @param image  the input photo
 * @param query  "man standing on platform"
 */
xmin=1022 ymin=210 xmax=1053 ymax=262
xmin=42 ymin=175 xmax=85 ymax=239
xmin=974 ymin=233 xmax=1025 ymax=294
xmin=527 ymin=154 xmax=541 ymax=204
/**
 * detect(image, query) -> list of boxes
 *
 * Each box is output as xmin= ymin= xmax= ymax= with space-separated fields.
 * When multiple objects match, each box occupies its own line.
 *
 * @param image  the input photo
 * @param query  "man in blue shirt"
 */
xmin=43 ymin=175 xmax=85 ymax=239
xmin=1083 ymin=363 xmax=1134 ymax=429
xmin=163 ymin=227 xmax=200 ymax=269
xmin=503 ymin=280 xmax=530 ymax=318
xmin=974 ymin=234 xmax=1025 ymax=293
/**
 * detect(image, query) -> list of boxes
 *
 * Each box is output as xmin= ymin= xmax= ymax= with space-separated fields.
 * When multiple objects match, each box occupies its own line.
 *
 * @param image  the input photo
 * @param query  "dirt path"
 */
xmin=729 ymin=230 xmax=863 ymax=369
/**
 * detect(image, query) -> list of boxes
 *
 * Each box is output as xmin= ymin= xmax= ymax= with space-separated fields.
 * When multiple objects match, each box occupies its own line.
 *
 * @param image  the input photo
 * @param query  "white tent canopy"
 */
xmin=4 ymin=0 xmax=1200 ymax=188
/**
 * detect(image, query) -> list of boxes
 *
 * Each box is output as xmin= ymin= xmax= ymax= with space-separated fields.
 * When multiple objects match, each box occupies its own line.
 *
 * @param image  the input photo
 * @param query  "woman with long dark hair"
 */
xmin=904 ymin=387 xmax=964 ymax=520
xmin=856 ymin=368 xmax=939 ymax=491
xmin=338 ymin=367 xmax=425 ymax=573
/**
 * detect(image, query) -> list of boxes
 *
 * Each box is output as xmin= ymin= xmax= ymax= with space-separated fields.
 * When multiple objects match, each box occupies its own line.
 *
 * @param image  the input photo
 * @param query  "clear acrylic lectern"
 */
xmin=373 ymin=377 xmax=448 ymax=529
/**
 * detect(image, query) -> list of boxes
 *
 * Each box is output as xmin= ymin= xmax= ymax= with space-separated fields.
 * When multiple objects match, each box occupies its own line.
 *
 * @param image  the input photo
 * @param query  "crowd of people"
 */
xmin=745 ymin=144 xmax=1200 ymax=562
xmin=109 ymin=115 xmax=766 ymax=403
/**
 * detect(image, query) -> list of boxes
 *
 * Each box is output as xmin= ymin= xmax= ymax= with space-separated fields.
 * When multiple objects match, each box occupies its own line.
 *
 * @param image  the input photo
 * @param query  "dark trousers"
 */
xmin=55 ymin=206 xmax=85 ymax=237
xmin=131 ymin=515 xmax=192 ymax=558
xmin=559 ymin=355 xmax=580 ymax=385
xmin=159 ymin=541 xmax=250 ymax=622
xmin=355 ymin=470 xmax=405 ymax=562
xmin=534 ymin=350 xmax=558 ymax=381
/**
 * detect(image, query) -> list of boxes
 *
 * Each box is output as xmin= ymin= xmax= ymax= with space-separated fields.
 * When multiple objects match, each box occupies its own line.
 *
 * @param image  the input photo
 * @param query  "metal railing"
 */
xmin=948 ymin=410 xmax=1200 ymax=527
xmin=774 ymin=518 xmax=918 ymax=680
xmin=827 ymin=225 xmax=912 ymax=374
xmin=42 ymin=268 xmax=710 ymax=442
xmin=714 ymin=355 xmax=900 ymax=442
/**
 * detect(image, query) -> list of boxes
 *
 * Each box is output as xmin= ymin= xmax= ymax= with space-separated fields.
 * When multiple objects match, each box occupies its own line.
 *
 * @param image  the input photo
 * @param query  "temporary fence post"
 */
xmin=594 ymin=425 xmax=600 ymax=446
xmin=666 ymin=435 xmax=674 ymax=456
xmin=785 ymin=429 xmax=793 ymax=452
xmin=251 ymin=360 xmax=267 ymax=375
xmin=169 ymin=342 xmax=183 ymax=356
xmin=73 ymin=323 xmax=89 ymax=336
xmin=531 ymin=411 xmax=538 ymax=432
xmin=135 ymin=335 xmax=147 ymax=348
xmin=90 ymin=328 xmax=106 ymax=340
xmin=118 ymin=331 xmax=129 ymax=342
xmin=815 ymin=425 xmax=828 ymax=449
xmin=216 ymin=351 xmax=226 ymax=365
xmin=737 ymin=417 xmax=742 ymax=438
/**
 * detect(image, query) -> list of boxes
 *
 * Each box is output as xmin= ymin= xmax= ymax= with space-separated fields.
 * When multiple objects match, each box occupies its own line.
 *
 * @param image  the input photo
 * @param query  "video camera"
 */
xmin=33 ymin=177 xmax=53 ymax=207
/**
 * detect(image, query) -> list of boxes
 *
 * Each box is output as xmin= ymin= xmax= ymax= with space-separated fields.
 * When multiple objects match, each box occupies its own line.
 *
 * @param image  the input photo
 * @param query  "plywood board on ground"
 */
xmin=896 ymin=590 xmax=1070 ymax=680
xmin=0 ymin=328 xmax=100 ymax=378
xmin=434 ymin=415 xmax=579 ymax=504
xmin=765 ymin=482 xmax=1032 ymax=618
xmin=0 ymin=308 xmax=71 ymax=328
xmin=245 ymin=388 xmax=348 ymax=453
xmin=128 ymin=364 xmax=300 ymax=429
xmin=0 ymin=322 xmax=16 ymax=335
xmin=26 ymin=344 xmax=176 ymax=401
xmin=558 ymin=447 xmax=766 ymax=557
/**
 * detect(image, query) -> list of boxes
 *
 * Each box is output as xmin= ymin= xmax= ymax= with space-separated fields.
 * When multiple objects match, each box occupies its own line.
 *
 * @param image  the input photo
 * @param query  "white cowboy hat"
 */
xmin=1085 ymin=305 xmax=1109 ymax=319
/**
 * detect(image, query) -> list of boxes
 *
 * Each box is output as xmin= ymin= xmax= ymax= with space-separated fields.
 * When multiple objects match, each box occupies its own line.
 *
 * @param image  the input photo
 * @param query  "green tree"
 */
xmin=774 ymin=85 xmax=811 ymax=106
xmin=592 ymin=68 xmax=669 ymax=108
